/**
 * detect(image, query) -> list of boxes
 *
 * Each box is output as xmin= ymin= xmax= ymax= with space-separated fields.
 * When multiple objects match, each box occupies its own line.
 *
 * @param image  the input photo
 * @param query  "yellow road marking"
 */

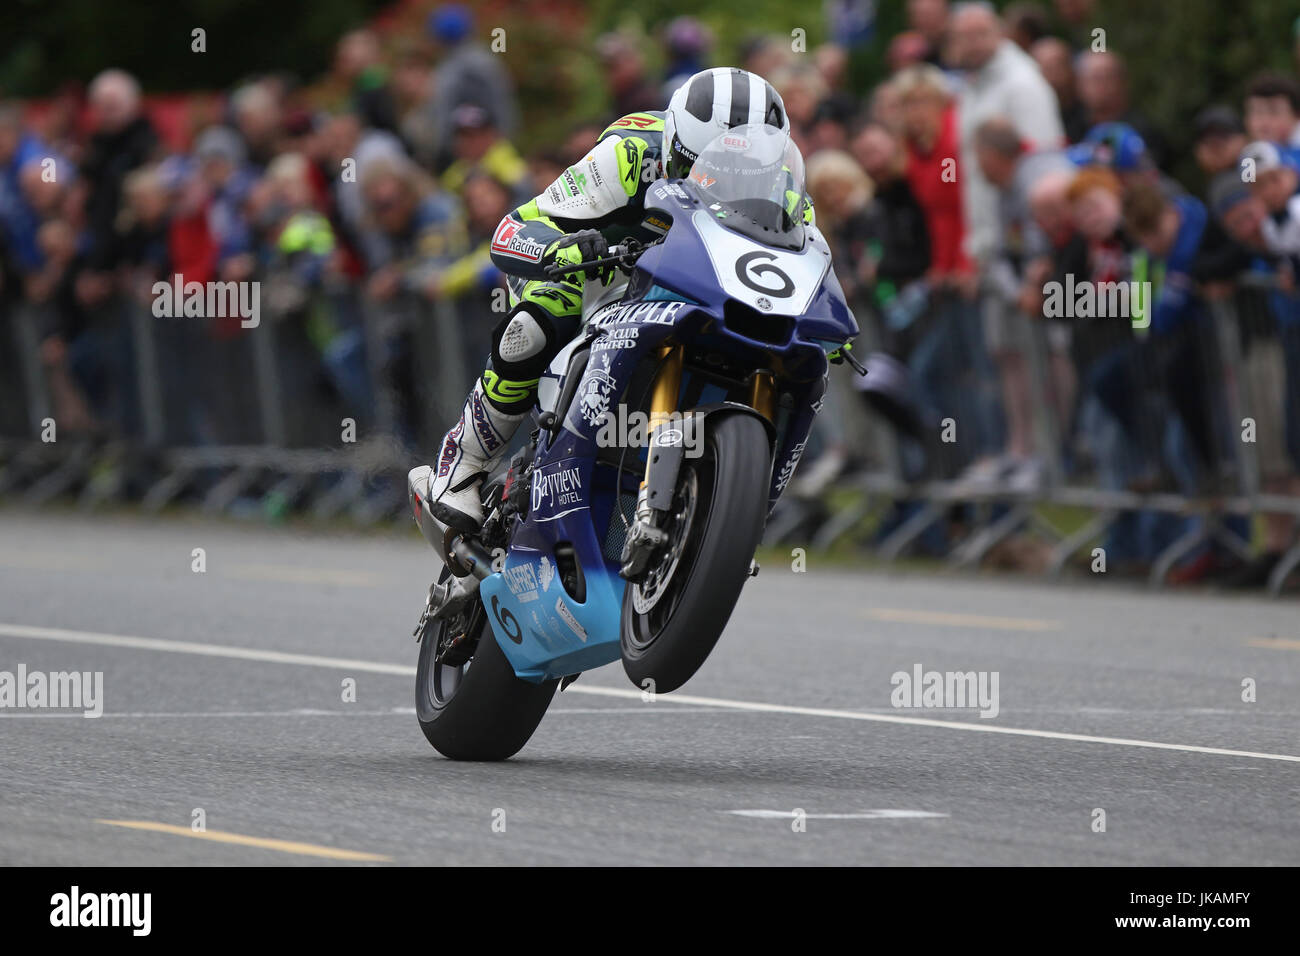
xmin=97 ymin=820 xmax=391 ymax=861
xmin=222 ymin=563 xmax=383 ymax=588
xmin=0 ymin=553 xmax=107 ymax=571
xmin=865 ymin=608 xmax=1062 ymax=632
xmin=1247 ymin=638 xmax=1300 ymax=651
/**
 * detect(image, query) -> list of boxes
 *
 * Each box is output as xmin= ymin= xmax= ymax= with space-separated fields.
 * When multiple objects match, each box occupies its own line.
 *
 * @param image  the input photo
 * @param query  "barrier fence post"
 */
xmin=13 ymin=303 xmax=52 ymax=437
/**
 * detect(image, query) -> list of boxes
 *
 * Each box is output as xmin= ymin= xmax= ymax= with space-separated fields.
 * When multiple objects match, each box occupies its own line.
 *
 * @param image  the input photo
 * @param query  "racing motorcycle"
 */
xmin=406 ymin=123 xmax=862 ymax=759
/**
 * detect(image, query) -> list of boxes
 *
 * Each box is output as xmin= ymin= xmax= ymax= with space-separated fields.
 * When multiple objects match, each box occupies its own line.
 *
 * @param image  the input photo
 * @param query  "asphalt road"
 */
xmin=0 ymin=508 xmax=1296 ymax=865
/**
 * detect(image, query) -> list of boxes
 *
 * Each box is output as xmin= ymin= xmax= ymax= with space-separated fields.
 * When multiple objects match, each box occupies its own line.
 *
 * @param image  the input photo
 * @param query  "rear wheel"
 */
xmin=416 ymin=569 xmax=558 ymax=760
xmin=620 ymin=413 xmax=770 ymax=693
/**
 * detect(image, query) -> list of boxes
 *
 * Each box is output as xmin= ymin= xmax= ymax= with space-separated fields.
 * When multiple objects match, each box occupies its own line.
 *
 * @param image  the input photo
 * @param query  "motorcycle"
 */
xmin=406 ymin=123 xmax=861 ymax=759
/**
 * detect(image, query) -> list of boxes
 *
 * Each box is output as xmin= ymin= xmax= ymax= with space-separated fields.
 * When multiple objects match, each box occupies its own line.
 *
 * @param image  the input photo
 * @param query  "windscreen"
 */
xmin=684 ymin=123 xmax=806 ymax=248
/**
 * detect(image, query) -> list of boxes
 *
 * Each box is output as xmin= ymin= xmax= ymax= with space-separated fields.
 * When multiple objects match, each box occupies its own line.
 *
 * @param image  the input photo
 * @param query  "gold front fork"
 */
xmin=748 ymin=371 xmax=776 ymax=423
xmin=647 ymin=344 xmax=684 ymax=431
xmin=637 ymin=345 xmax=684 ymax=520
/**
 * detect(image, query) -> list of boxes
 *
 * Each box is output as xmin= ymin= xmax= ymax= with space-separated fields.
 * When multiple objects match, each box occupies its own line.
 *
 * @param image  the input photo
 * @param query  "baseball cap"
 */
xmin=1194 ymin=105 xmax=1244 ymax=143
xmin=1081 ymin=122 xmax=1150 ymax=172
xmin=1207 ymin=170 xmax=1252 ymax=220
xmin=451 ymin=104 xmax=492 ymax=132
xmin=428 ymin=5 xmax=471 ymax=45
xmin=194 ymin=125 xmax=246 ymax=166
xmin=1239 ymin=139 xmax=1300 ymax=174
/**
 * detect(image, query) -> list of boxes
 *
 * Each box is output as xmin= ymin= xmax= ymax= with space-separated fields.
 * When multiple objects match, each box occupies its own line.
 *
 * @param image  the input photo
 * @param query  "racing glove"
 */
xmin=547 ymin=229 xmax=610 ymax=280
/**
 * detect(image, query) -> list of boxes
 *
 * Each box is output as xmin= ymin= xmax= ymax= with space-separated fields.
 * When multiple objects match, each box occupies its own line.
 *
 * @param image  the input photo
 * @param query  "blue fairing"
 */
xmin=482 ymin=177 xmax=858 ymax=682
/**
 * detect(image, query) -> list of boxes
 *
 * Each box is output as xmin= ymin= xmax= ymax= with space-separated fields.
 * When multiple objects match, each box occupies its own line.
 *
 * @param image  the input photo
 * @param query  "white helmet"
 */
xmin=662 ymin=68 xmax=790 ymax=179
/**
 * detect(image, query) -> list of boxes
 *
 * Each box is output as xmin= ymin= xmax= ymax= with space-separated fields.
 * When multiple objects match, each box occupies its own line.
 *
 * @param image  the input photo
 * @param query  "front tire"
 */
xmin=416 ymin=575 xmax=558 ymax=760
xmin=620 ymin=413 xmax=771 ymax=693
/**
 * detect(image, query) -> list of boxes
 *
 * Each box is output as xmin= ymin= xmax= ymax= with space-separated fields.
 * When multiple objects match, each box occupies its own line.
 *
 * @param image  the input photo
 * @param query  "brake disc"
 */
xmin=632 ymin=468 xmax=699 ymax=615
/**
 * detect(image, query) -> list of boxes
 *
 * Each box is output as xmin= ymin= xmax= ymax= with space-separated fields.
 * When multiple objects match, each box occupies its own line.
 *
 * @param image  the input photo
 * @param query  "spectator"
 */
xmin=896 ymin=63 xmax=1002 ymax=472
xmin=1075 ymin=52 xmax=1167 ymax=168
xmin=192 ymin=125 xmax=257 ymax=280
xmin=0 ymin=103 xmax=63 ymax=278
xmin=1239 ymin=141 xmax=1300 ymax=270
xmin=850 ymin=120 xmax=932 ymax=335
xmin=974 ymin=116 xmax=1075 ymax=483
xmin=1068 ymin=122 xmax=1180 ymax=199
xmin=1242 ymin=72 xmax=1300 ymax=150
xmin=949 ymin=1 xmax=1064 ymax=266
xmin=440 ymin=104 xmax=529 ymax=203
xmin=391 ymin=46 xmax=438 ymax=169
xmin=1030 ymin=37 xmax=1088 ymax=143
xmin=359 ymin=155 xmax=463 ymax=302
xmin=1122 ymin=181 xmax=1240 ymax=580
xmin=427 ymin=3 xmax=520 ymax=168
xmin=868 ymin=79 xmax=905 ymax=132
xmin=895 ymin=64 xmax=970 ymax=284
xmin=887 ymin=32 xmax=933 ymax=75
xmin=79 ymin=69 xmax=158 ymax=276
xmin=1208 ymin=174 xmax=1300 ymax=585
xmin=906 ymin=0 xmax=951 ymax=67
xmin=1003 ymin=2 xmax=1051 ymax=51
xmin=806 ymin=149 xmax=878 ymax=304
xmin=1194 ymin=107 xmax=1247 ymax=179
xmin=1192 ymin=108 xmax=1252 ymax=285
xmin=334 ymin=29 xmax=400 ymax=138
xmin=596 ymin=32 xmax=663 ymax=117
xmin=661 ymin=17 xmax=713 ymax=101
xmin=1052 ymin=0 xmax=1097 ymax=50
xmin=1024 ymin=167 xmax=1080 ymax=435
xmin=231 ymin=81 xmax=285 ymax=171
xmin=525 ymin=148 xmax=567 ymax=197
xmin=739 ymin=35 xmax=795 ymax=81
xmin=358 ymin=155 xmax=465 ymax=443
xmin=320 ymin=112 xmax=405 ymax=263
xmin=814 ymin=43 xmax=852 ymax=98
xmin=772 ymin=64 xmax=830 ymax=153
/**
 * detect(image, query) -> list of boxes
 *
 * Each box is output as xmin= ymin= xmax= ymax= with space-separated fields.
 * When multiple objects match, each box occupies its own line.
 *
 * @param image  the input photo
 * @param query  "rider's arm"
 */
xmin=488 ymin=130 xmax=654 ymax=280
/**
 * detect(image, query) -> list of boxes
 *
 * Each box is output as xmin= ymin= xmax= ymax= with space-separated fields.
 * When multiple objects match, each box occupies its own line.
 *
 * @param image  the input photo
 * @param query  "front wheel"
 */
xmin=416 ymin=572 xmax=558 ymax=760
xmin=620 ymin=413 xmax=771 ymax=693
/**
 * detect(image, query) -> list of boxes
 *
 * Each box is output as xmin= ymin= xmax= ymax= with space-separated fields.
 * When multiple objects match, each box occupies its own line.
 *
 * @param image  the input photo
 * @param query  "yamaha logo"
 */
xmin=756 ymin=297 xmax=773 ymax=311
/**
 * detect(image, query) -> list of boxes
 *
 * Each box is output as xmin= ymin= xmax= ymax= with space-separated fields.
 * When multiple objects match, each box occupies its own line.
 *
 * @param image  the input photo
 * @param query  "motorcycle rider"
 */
xmin=424 ymin=67 xmax=814 ymax=532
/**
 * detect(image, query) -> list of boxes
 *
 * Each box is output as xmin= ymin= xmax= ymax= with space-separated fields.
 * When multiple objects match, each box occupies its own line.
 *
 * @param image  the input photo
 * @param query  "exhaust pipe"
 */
xmin=408 ymin=465 xmax=495 ymax=581
xmin=448 ymin=537 xmax=495 ymax=581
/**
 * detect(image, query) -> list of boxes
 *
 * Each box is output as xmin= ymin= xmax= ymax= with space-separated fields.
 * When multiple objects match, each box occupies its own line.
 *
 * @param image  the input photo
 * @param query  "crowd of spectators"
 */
xmin=1 ymin=0 xmax=1298 ymax=585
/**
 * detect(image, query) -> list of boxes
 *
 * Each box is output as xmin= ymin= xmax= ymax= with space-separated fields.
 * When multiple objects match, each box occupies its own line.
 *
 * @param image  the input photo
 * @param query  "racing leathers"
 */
xmin=426 ymin=110 xmax=815 ymax=531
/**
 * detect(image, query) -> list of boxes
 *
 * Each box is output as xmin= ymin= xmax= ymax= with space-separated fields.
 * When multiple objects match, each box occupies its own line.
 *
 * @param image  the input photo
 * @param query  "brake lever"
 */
xmin=542 ymin=242 xmax=636 ymax=281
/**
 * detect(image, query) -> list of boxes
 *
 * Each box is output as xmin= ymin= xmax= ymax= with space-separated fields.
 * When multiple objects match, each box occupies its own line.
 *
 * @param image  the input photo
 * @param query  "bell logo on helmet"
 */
xmin=666 ymin=67 xmax=791 ymax=181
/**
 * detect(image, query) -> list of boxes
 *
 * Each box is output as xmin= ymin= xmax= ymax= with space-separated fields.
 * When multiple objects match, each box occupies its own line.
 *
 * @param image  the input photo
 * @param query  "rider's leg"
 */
xmin=426 ymin=275 xmax=584 ymax=531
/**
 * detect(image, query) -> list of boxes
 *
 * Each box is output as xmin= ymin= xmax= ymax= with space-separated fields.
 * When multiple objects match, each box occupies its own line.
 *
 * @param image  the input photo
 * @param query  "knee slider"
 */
xmin=498 ymin=308 xmax=549 ymax=362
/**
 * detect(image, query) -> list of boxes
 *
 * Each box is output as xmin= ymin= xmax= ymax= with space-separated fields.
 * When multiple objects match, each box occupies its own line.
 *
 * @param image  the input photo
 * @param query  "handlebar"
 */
xmin=543 ymin=241 xmax=643 ymax=281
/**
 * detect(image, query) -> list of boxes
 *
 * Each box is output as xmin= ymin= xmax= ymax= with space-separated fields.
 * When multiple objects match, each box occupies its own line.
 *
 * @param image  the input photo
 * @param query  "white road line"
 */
xmin=3 ymin=621 xmax=1298 ymax=764
xmin=726 ymin=810 xmax=948 ymax=820
xmin=0 ymin=707 xmax=734 ymax=719
xmin=0 ymin=708 xmax=416 ymax=719
xmin=0 ymin=623 xmax=414 ymax=674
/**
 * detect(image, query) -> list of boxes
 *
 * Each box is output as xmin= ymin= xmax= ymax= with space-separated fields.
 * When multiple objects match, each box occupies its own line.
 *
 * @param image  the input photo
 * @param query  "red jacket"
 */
xmin=905 ymin=104 xmax=972 ymax=277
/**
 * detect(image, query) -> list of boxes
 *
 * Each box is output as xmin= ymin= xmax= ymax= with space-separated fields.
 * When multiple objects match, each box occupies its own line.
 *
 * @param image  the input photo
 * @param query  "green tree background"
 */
xmin=3 ymin=0 xmax=1296 ymax=184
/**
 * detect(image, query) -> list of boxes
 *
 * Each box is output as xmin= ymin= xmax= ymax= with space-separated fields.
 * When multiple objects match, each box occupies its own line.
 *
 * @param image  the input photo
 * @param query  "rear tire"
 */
xmin=620 ymin=413 xmax=770 ymax=693
xmin=416 ymin=577 xmax=558 ymax=760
